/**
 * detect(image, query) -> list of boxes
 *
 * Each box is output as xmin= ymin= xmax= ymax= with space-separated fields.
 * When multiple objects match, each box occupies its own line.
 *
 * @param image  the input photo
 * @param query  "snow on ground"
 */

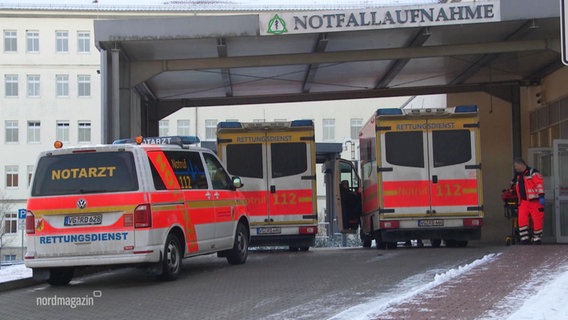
xmin=0 ymin=263 xmax=32 ymax=283
xmin=328 ymin=253 xmax=499 ymax=320
xmin=479 ymin=262 xmax=568 ymax=320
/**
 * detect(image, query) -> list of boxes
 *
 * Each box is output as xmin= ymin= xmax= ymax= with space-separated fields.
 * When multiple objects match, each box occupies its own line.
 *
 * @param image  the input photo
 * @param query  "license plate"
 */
xmin=64 ymin=214 xmax=102 ymax=226
xmin=418 ymin=219 xmax=444 ymax=227
xmin=257 ymin=227 xmax=281 ymax=235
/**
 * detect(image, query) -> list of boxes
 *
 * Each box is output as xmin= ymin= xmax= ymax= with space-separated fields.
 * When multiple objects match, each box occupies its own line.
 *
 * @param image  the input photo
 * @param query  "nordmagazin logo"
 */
xmin=259 ymin=0 xmax=500 ymax=36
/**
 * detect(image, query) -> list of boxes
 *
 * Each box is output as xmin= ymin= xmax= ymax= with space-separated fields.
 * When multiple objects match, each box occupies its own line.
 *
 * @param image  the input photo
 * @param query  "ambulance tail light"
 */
xmin=134 ymin=204 xmax=152 ymax=228
xmin=463 ymin=218 xmax=483 ymax=227
xmin=26 ymin=211 xmax=35 ymax=235
xmin=380 ymin=220 xmax=400 ymax=229
xmin=299 ymin=226 xmax=317 ymax=235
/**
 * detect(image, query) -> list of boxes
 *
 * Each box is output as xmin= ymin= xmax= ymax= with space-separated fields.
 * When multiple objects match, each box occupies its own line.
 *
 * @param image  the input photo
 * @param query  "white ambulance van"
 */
xmin=25 ymin=136 xmax=250 ymax=285
xmin=356 ymin=106 xmax=484 ymax=248
xmin=216 ymin=121 xmax=318 ymax=251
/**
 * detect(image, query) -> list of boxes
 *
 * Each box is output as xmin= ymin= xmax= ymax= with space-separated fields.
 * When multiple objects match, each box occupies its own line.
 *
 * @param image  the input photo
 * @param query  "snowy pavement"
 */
xmin=0 ymin=263 xmax=32 ymax=283
xmin=1 ymin=246 xmax=567 ymax=320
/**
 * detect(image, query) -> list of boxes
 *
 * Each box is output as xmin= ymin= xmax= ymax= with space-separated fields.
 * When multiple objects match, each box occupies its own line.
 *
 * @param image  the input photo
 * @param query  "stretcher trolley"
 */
xmin=502 ymin=188 xmax=519 ymax=246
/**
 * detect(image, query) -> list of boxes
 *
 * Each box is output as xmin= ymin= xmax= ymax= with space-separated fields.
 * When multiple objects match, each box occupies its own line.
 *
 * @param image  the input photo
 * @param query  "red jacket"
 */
xmin=513 ymin=167 xmax=544 ymax=201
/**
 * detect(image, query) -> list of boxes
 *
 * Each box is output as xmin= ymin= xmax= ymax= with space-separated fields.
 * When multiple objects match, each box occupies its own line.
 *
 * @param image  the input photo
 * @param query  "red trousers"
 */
xmin=518 ymin=200 xmax=544 ymax=237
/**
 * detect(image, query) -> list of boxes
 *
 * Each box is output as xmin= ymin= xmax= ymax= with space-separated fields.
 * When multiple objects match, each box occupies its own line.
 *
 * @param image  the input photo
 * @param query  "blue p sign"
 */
xmin=18 ymin=208 xmax=27 ymax=220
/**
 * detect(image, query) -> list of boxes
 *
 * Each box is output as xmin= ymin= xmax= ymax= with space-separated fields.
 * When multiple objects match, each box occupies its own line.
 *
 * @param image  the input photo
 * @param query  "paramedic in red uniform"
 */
xmin=511 ymin=158 xmax=545 ymax=244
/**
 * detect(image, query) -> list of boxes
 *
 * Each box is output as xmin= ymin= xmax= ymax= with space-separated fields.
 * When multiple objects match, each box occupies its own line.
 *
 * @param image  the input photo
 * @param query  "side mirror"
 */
xmin=232 ymin=176 xmax=244 ymax=189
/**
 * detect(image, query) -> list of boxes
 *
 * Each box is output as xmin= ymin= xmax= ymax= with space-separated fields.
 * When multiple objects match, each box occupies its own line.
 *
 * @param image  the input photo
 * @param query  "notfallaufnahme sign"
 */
xmin=260 ymin=0 xmax=501 ymax=36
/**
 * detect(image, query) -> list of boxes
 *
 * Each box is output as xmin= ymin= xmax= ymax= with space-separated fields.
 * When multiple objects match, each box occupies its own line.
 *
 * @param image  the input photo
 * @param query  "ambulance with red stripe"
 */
xmin=357 ymin=106 xmax=483 ymax=248
xmin=216 ymin=120 xmax=317 ymax=251
xmin=25 ymin=136 xmax=250 ymax=285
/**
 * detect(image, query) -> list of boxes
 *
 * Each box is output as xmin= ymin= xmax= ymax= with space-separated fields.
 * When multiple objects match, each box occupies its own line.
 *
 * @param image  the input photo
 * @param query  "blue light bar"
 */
xmin=217 ymin=122 xmax=242 ymax=129
xmin=291 ymin=120 xmax=314 ymax=127
xmin=376 ymin=108 xmax=404 ymax=116
xmin=455 ymin=105 xmax=478 ymax=113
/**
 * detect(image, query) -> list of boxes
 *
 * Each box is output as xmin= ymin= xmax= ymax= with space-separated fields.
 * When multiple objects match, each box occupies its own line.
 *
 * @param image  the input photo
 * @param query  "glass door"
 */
xmin=553 ymin=140 xmax=568 ymax=243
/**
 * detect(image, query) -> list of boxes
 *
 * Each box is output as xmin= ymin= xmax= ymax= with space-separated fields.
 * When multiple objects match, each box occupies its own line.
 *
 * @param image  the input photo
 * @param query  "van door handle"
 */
xmin=270 ymin=185 xmax=276 ymax=193
xmin=214 ymin=192 xmax=220 ymax=199
xmin=432 ymin=175 xmax=438 ymax=184
xmin=205 ymin=192 xmax=211 ymax=199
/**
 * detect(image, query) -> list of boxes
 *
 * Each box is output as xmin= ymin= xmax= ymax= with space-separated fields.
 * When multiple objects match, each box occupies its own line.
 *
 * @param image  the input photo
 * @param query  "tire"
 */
xmin=289 ymin=246 xmax=299 ymax=252
xmin=444 ymin=239 xmax=457 ymax=248
xmin=430 ymin=239 xmax=442 ymax=248
xmin=374 ymin=230 xmax=386 ymax=250
xmin=299 ymin=246 xmax=310 ymax=252
xmin=47 ymin=267 xmax=74 ymax=286
xmin=227 ymin=223 xmax=249 ymax=265
xmin=361 ymin=229 xmax=372 ymax=248
xmin=159 ymin=233 xmax=182 ymax=281
xmin=456 ymin=241 xmax=468 ymax=248
xmin=386 ymin=242 xmax=398 ymax=249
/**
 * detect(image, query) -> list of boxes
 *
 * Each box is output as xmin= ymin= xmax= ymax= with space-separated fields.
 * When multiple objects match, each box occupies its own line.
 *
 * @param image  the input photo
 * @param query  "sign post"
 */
xmin=562 ymin=0 xmax=568 ymax=65
xmin=18 ymin=209 xmax=26 ymax=261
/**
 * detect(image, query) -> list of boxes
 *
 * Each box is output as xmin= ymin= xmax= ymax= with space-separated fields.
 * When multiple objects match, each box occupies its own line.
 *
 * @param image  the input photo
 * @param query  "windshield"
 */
xmin=31 ymin=151 xmax=139 ymax=196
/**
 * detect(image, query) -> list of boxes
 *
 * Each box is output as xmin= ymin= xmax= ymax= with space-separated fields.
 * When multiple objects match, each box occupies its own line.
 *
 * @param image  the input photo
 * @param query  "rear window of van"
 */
xmin=31 ymin=151 xmax=138 ymax=196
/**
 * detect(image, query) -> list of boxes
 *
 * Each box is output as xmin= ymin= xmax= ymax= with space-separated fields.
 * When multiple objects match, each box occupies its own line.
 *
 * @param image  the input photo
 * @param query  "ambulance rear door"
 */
xmin=265 ymin=123 xmax=317 ymax=228
xmin=428 ymin=108 xmax=482 ymax=217
xmin=379 ymin=116 xmax=431 ymax=216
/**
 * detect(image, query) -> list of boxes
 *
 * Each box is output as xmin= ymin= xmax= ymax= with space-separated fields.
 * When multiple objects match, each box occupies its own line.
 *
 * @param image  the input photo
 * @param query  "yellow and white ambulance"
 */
xmin=356 ymin=106 xmax=483 ymax=248
xmin=216 ymin=121 xmax=318 ymax=251
xmin=25 ymin=136 xmax=250 ymax=285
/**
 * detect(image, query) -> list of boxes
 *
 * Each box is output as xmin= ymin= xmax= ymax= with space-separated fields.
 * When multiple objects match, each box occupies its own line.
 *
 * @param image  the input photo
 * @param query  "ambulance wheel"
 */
xmin=160 ymin=233 xmax=182 ymax=281
xmin=289 ymin=246 xmax=299 ymax=252
xmin=47 ymin=267 xmax=74 ymax=286
xmin=299 ymin=246 xmax=310 ymax=252
xmin=430 ymin=239 xmax=442 ymax=248
xmin=456 ymin=241 xmax=468 ymax=248
xmin=444 ymin=239 xmax=457 ymax=248
xmin=386 ymin=242 xmax=398 ymax=249
xmin=361 ymin=229 xmax=372 ymax=248
xmin=373 ymin=230 xmax=386 ymax=250
xmin=227 ymin=223 xmax=249 ymax=265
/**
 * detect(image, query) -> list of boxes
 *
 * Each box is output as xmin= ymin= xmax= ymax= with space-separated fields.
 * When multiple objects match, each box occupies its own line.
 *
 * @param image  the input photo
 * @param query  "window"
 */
xmin=55 ymin=31 xmax=68 ymax=53
xmin=5 ymin=74 xmax=18 ymax=97
xmin=32 ymin=152 xmax=138 ymax=196
xmin=27 ymin=121 xmax=40 ymax=143
xmin=159 ymin=120 xmax=169 ymax=137
xmin=155 ymin=151 xmax=208 ymax=190
xmin=3 ymin=213 xmax=17 ymax=234
xmin=323 ymin=119 xmax=335 ymax=141
xmin=56 ymin=121 xmax=70 ymax=143
xmin=27 ymin=75 xmax=40 ymax=97
xmin=205 ymin=119 xmax=217 ymax=140
xmin=56 ymin=74 xmax=69 ymax=97
xmin=350 ymin=118 xmax=363 ymax=139
xmin=26 ymin=30 xmax=39 ymax=52
xmin=177 ymin=120 xmax=190 ymax=136
xmin=432 ymin=130 xmax=472 ymax=167
xmin=203 ymin=153 xmax=232 ymax=190
xmin=77 ymin=31 xmax=90 ymax=53
xmin=4 ymin=254 xmax=17 ymax=261
xmin=78 ymin=121 xmax=91 ymax=142
xmin=77 ymin=75 xmax=91 ymax=97
xmin=271 ymin=143 xmax=308 ymax=178
xmin=5 ymin=120 xmax=18 ymax=143
xmin=5 ymin=166 xmax=18 ymax=188
xmin=4 ymin=30 xmax=17 ymax=52
xmin=27 ymin=165 xmax=34 ymax=187
xmin=385 ymin=131 xmax=424 ymax=168
xmin=226 ymin=144 xmax=264 ymax=178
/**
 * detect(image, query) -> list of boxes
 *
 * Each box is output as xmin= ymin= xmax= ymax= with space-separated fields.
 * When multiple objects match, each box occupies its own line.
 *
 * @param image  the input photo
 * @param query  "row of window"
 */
xmin=158 ymin=118 xmax=364 ymax=141
xmin=4 ymin=120 xmax=91 ymax=144
xmin=3 ymin=30 xmax=90 ymax=53
xmin=4 ymin=74 xmax=91 ymax=98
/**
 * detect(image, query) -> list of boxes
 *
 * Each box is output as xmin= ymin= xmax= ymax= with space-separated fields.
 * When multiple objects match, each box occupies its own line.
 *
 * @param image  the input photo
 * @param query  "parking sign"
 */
xmin=18 ymin=208 xmax=27 ymax=219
